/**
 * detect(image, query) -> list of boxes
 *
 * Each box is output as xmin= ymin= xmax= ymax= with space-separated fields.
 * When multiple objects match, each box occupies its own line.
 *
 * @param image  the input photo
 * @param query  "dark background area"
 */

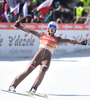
xmin=53 ymin=0 xmax=79 ymax=9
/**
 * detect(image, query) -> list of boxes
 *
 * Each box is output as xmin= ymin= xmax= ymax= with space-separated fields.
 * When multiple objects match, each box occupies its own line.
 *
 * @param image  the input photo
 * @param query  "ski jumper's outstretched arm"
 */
xmin=15 ymin=21 xmax=43 ymax=38
xmin=57 ymin=37 xmax=87 ymax=45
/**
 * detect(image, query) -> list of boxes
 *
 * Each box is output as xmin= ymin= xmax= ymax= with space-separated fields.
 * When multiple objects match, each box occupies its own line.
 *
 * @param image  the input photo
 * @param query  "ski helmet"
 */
xmin=48 ymin=21 xmax=58 ymax=30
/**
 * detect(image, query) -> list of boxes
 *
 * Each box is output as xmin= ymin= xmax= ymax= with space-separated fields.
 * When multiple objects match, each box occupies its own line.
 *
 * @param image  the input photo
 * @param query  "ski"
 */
xmin=0 ymin=89 xmax=48 ymax=98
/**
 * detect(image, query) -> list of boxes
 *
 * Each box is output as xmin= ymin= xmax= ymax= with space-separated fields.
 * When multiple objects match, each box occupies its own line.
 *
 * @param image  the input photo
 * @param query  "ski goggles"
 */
xmin=49 ymin=24 xmax=56 ymax=29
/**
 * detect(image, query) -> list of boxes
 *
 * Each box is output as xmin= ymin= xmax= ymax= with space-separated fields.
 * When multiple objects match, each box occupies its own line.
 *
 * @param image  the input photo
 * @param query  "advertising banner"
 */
xmin=0 ymin=23 xmax=90 ymax=58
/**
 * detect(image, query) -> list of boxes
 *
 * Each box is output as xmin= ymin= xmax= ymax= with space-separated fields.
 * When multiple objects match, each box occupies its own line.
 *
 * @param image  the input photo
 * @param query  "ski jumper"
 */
xmin=29 ymin=33 xmax=58 ymax=68
xmin=10 ymin=33 xmax=58 ymax=88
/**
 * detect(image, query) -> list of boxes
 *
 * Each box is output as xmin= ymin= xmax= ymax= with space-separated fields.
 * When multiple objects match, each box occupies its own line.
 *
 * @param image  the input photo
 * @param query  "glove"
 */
xmin=15 ymin=21 xmax=20 ymax=27
xmin=82 ymin=40 xmax=87 ymax=45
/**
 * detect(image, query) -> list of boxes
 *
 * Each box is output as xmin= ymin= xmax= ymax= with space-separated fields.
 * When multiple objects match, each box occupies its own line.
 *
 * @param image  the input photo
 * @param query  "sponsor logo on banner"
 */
xmin=85 ymin=25 xmax=90 ymax=30
xmin=8 ymin=34 xmax=36 ymax=55
xmin=86 ymin=33 xmax=90 ymax=37
xmin=25 ymin=24 xmax=35 ymax=29
xmin=74 ymin=25 xmax=83 ymax=30
xmin=25 ymin=33 xmax=28 ymax=37
xmin=38 ymin=24 xmax=47 ymax=30
xmin=9 ymin=34 xmax=35 ymax=46
xmin=59 ymin=33 xmax=63 ymax=37
xmin=62 ymin=24 xmax=73 ymax=30
xmin=0 ymin=23 xmax=90 ymax=30
xmin=0 ymin=24 xmax=8 ymax=29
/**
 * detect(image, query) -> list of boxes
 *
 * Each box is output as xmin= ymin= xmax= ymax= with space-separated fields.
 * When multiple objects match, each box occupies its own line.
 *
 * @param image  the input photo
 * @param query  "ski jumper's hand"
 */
xmin=70 ymin=40 xmax=87 ymax=45
xmin=81 ymin=40 xmax=87 ymax=45
xmin=15 ymin=21 xmax=20 ymax=28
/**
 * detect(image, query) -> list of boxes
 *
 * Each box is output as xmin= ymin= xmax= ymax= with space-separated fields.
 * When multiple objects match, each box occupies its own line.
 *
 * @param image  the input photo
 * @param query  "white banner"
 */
xmin=0 ymin=29 xmax=90 ymax=58
xmin=54 ymin=30 xmax=90 ymax=56
xmin=0 ymin=23 xmax=90 ymax=58
xmin=0 ymin=30 xmax=39 ymax=58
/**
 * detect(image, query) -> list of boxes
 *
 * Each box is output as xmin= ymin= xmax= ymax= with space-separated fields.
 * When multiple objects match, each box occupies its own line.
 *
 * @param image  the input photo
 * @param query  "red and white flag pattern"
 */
xmin=37 ymin=0 xmax=53 ymax=14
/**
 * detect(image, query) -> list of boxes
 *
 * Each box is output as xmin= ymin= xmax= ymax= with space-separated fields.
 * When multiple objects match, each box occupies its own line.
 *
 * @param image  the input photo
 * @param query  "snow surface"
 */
xmin=0 ymin=50 xmax=90 ymax=100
